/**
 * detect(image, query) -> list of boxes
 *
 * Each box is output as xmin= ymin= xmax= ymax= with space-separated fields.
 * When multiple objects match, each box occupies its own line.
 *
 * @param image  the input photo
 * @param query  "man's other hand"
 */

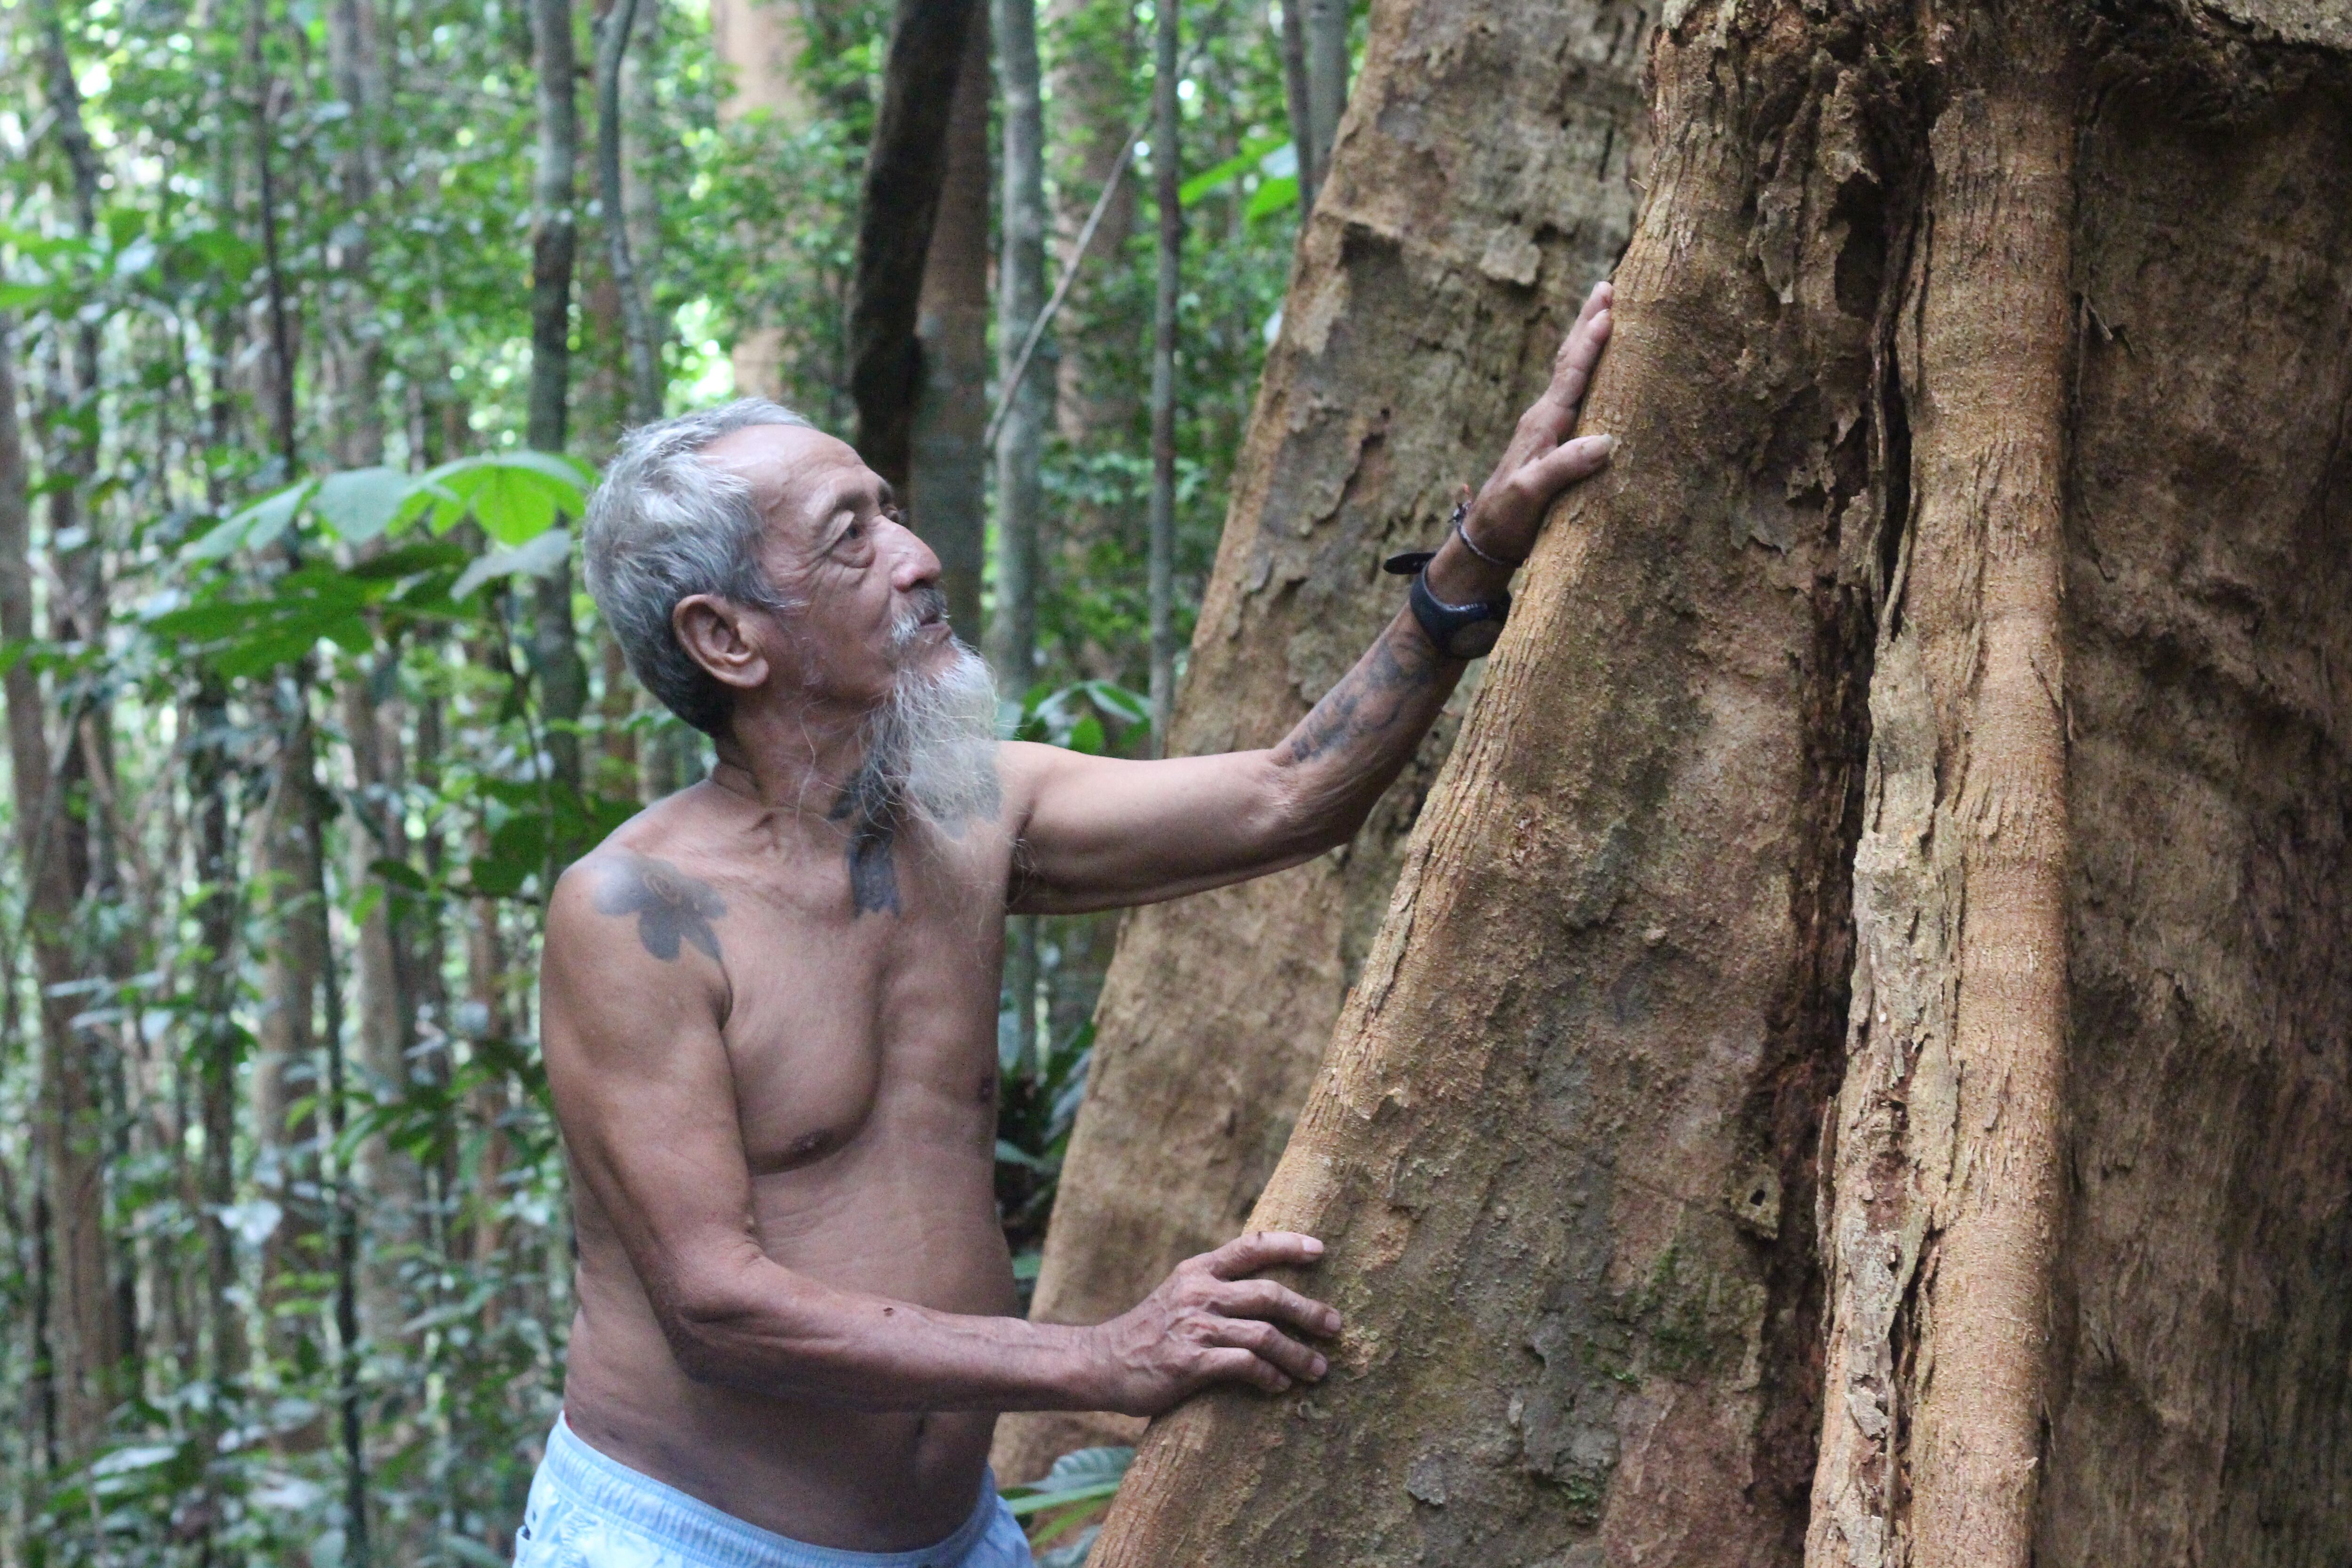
xmin=1450 ymin=280 xmax=1618 ymax=572
xmin=1086 ymin=1231 xmax=1342 ymax=1416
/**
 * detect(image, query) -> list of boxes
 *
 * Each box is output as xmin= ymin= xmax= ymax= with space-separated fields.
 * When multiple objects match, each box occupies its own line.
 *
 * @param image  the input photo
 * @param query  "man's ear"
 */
xmin=672 ymin=595 xmax=772 ymax=693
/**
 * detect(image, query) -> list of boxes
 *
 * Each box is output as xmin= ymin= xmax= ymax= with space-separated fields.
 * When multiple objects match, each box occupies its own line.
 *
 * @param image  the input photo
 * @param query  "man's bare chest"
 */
xmin=711 ymin=863 xmax=1009 ymax=1177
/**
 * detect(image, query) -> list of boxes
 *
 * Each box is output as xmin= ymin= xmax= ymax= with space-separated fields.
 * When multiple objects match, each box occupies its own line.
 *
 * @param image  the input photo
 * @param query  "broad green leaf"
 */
xmin=1079 ymin=680 xmax=1152 ymax=725
xmin=186 ymin=480 xmax=315 ymax=560
xmin=1067 ymin=710 xmax=1106 ymax=755
xmin=452 ymin=528 xmax=572 ymax=598
xmin=314 ymin=467 xmax=413 ymax=543
xmin=470 ymin=463 xmax=572 ymax=544
xmin=1247 ymin=172 xmax=1301 ymax=220
xmin=179 ymin=228 xmax=260 ymax=277
xmin=1179 ymin=134 xmax=1287 ymax=207
xmin=0 ymin=280 xmax=55 ymax=311
xmin=410 ymin=454 xmax=588 ymax=543
xmin=1041 ymin=1446 xmax=1135 ymax=1491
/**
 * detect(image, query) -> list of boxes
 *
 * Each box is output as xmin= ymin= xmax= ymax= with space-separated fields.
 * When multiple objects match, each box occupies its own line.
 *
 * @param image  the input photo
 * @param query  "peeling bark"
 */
xmin=1085 ymin=1 xmax=2352 ymax=1563
xmin=993 ymin=0 xmax=1650 ymax=1482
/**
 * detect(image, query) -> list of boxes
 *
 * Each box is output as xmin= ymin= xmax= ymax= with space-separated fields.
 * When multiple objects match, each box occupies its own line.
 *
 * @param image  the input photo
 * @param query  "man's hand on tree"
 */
xmin=1426 ymin=280 xmax=1617 ymax=607
xmin=1084 ymin=1231 xmax=1342 ymax=1416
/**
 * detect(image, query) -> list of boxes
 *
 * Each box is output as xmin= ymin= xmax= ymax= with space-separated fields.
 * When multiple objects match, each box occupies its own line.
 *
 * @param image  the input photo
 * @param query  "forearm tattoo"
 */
xmin=594 ymin=852 xmax=726 ymax=962
xmin=1279 ymin=622 xmax=1447 ymax=766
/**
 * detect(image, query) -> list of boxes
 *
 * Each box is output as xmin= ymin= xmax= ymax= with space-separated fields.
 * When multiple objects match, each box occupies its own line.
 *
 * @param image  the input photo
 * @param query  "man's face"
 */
xmin=698 ymin=424 xmax=956 ymax=709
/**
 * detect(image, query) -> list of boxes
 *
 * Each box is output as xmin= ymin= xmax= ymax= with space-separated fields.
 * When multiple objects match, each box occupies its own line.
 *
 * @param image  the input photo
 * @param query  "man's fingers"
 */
xmin=1211 ymin=1318 xmax=1329 ymax=1384
xmin=1547 ymin=302 xmax=1614 ymax=407
xmin=1215 ymin=1278 xmax=1343 ymax=1337
xmin=1202 ymin=1229 xmax=1325 ymax=1281
xmin=1523 ymin=433 xmax=1616 ymax=499
xmin=1200 ymin=1346 xmax=1292 ymax=1394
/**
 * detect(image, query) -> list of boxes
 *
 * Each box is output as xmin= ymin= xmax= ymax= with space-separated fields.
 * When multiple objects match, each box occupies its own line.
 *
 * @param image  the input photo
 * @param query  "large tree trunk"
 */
xmin=908 ymin=6 xmax=991 ymax=640
xmin=992 ymin=0 xmax=1648 ymax=1481
xmin=1088 ymin=1 xmax=2352 ymax=1563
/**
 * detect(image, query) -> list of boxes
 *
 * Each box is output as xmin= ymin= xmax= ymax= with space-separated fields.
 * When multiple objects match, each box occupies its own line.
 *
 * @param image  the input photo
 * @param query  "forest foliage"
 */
xmin=0 ymin=0 xmax=1353 ymax=1557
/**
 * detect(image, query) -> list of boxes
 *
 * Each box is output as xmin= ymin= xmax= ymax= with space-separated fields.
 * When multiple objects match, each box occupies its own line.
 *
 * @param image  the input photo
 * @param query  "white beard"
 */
xmin=857 ymin=640 xmax=1003 ymax=835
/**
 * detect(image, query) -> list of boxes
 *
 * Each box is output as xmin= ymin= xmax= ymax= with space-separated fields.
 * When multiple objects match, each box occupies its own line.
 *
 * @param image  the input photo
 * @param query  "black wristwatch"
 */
xmin=1382 ymin=548 xmax=1512 ymax=660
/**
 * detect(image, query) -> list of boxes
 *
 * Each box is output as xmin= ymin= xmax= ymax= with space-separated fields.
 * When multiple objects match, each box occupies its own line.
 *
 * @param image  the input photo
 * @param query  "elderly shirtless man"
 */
xmin=516 ymin=284 xmax=1615 ymax=1567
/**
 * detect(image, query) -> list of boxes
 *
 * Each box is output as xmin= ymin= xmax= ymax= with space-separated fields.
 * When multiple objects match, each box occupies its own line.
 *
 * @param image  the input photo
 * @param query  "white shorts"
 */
xmin=513 ymin=1416 xmax=1035 ymax=1568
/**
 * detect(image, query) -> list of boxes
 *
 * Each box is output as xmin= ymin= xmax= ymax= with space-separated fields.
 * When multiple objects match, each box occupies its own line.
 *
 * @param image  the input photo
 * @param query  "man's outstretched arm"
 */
xmin=1006 ymin=281 xmax=1616 ymax=915
xmin=541 ymin=854 xmax=1339 ymax=1414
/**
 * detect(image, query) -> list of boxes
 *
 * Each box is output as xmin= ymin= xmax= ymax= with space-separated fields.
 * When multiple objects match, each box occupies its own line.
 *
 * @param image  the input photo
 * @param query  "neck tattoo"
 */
xmin=828 ymin=764 xmax=902 ymax=917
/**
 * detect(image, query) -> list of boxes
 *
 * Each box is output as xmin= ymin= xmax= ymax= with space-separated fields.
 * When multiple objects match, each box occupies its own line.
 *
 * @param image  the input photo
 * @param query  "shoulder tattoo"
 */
xmin=592 ymin=852 xmax=726 ymax=963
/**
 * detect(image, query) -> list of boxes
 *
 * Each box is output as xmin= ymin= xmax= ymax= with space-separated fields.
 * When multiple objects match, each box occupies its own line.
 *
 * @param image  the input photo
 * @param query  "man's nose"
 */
xmin=883 ymin=517 xmax=943 ymax=591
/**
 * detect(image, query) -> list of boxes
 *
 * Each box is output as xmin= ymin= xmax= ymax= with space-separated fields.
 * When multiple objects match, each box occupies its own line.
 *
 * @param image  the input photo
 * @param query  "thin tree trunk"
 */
xmin=1144 ymin=0 xmax=1178 ymax=746
xmin=848 ymin=0 xmax=983 ymax=489
xmin=708 ymin=0 xmax=811 ymax=401
xmin=342 ymin=669 xmax=424 ymax=1352
xmin=908 ymin=7 xmax=990 ymax=640
xmin=1045 ymin=0 xmax=1138 ymax=448
xmin=251 ymin=692 xmax=325 ymax=1378
xmin=185 ymin=678 xmax=244 ymax=1560
xmin=529 ymin=0 xmax=590 ymax=798
xmin=1300 ymin=0 xmax=1347 ymax=197
xmin=28 ymin=11 xmax=128 ymax=1465
xmin=594 ymin=0 xmax=662 ymax=426
xmin=992 ymin=0 xmax=1049 ymax=1072
xmin=186 ymin=682 xmax=244 ymax=1390
xmin=1278 ymin=0 xmax=1315 ymax=213
xmin=0 ymin=320 xmax=116 ymax=1472
xmin=993 ymin=0 xmax=1646 ymax=1485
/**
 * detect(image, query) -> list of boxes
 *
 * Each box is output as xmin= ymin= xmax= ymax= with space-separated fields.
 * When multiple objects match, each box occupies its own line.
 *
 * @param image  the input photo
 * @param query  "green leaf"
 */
xmin=1041 ymin=1446 xmax=1135 ymax=1492
xmin=1078 ymin=680 xmax=1152 ymax=725
xmin=411 ymin=454 xmax=588 ymax=544
xmin=1003 ymin=1481 xmax=1120 ymax=1518
xmin=369 ymin=857 xmax=430 ymax=891
xmin=0 ymin=280 xmax=56 ymax=311
xmin=452 ymin=528 xmax=572 ymax=598
xmin=314 ymin=467 xmax=414 ymax=543
xmin=995 ymin=1139 xmax=1051 ymax=1170
xmin=180 ymin=227 xmax=261 ymax=277
xmin=186 ymin=480 xmax=315 ymax=560
xmin=1179 ymin=134 xmax=1287 ymax=207
xmin=1246 ymin=173 xmax=1301 ymax=221
xmin=1067 ymin=711 xmax=1106 ymax=755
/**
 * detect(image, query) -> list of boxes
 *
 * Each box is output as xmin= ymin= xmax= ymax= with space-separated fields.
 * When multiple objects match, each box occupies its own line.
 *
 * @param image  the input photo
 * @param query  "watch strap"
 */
xmin=1407 ymin=571 xmax=1511 ymax=660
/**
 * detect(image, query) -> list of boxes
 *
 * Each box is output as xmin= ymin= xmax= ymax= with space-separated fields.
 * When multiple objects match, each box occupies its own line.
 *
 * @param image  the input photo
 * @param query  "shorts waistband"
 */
xmin=541 ymin=1414 xmax=1002 ymax=1568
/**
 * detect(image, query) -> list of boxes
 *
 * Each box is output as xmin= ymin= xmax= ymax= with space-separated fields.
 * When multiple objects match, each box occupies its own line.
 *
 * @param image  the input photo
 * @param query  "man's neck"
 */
xmin=708 ymin=696 xmax=881 ymax=821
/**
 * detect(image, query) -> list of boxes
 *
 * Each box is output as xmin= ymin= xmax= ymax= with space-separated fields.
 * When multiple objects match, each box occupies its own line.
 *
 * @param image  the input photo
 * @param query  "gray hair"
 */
xmin=582 ymin=398 xmax=812 ymax=735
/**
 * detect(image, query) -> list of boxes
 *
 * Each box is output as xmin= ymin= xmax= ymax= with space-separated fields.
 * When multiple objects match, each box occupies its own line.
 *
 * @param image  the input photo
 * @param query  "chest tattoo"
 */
xmin=594 ymin=852 xmax=726 ymax=961
xmin=828 ymin=767 xmax=902 ymax=917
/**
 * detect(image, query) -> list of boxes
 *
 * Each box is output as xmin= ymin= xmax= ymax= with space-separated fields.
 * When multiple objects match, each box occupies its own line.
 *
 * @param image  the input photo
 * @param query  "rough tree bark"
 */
xmin=992 ymin=0 xmax=1649 ymax=1480
xmin=1088 ymin=1 xmax=2352 ymax=1564
xmin=908 ymin=7 xmax=991 ymax=638
xmin=847 ymin=0 xmax=983 ymax=490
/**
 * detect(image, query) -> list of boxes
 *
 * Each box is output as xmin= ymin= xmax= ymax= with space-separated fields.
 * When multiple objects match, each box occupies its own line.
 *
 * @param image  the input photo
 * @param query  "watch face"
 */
xmin=1446 ymin=619 xmax=1504 ymax=660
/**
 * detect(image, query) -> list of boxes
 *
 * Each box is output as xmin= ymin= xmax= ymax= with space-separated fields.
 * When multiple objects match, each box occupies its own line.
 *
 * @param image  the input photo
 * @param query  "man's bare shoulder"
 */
xmin=548 ymin=788 xmax=737 ymax=995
